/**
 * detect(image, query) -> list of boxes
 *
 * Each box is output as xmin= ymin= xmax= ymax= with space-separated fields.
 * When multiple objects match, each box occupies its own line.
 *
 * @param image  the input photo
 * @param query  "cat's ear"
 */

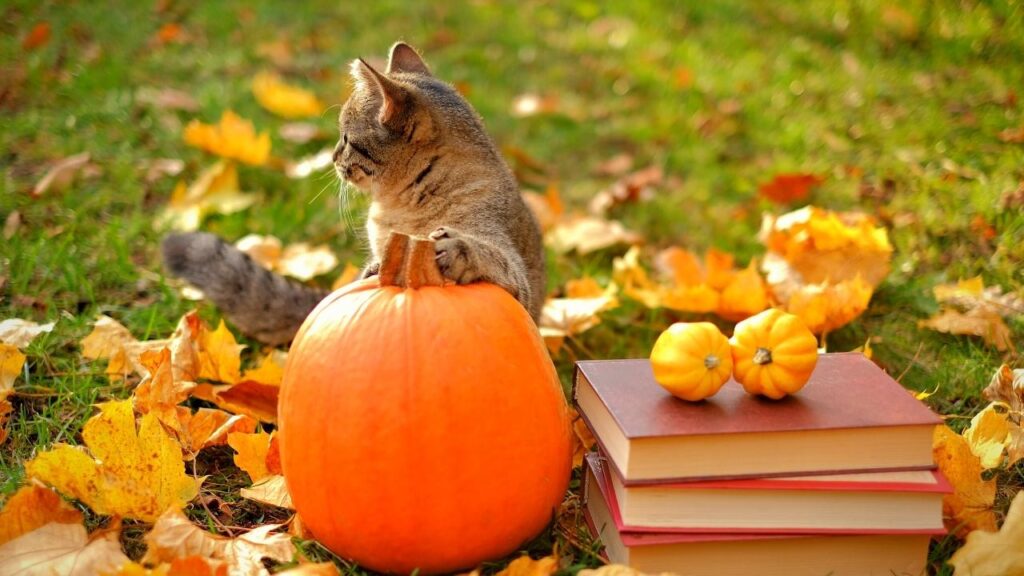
xmin=387 ymin=42 xmax=431 ymax=76
xmin=350 ymin=58 xmax=408 ymax=126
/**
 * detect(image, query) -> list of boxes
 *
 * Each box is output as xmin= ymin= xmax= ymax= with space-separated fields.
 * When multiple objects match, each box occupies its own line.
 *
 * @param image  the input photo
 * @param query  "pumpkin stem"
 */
xmin=753 ymin=347 xmax=773 ymax=365
xmin=703 ymin=354 xmax=720 ymax=370
xmin=378 ymin=231 xmax=446 ymax=289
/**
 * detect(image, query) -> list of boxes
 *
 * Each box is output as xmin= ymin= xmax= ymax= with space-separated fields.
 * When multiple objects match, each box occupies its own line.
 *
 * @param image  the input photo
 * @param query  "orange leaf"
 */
xmin=654 ymin=246 xmax=703 ymax=287
xmin=22 ymin=22 xmax=51 ymax=51
xmin=265 ymin=433 xmax=282 ymax=475
xmin=0 ymin=484 xmax=83 ymax=545
xmin=184 ymin=111 xmax=271 ymax=166
xmin=135 ymin=348 xmax=196 ymax=431
xmin=155 ymin=23 xmax=184 ymax=44
xmin=758 ymin=173 xmax=823 ymax=203
xmin=716 ymin=262 xmax=769 ymax=321
xmin=704 ymin=248 xmax=736 ymax=291
xmin=198 ymin=320 xmax=245 ymax=384
xmin=933 ymin=425 xmax=997 ymax=537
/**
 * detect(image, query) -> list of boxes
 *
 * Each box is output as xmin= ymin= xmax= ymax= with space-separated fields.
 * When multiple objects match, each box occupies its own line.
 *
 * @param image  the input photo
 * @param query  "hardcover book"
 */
xmin=574 ymin=353 xmax=941 ymax=483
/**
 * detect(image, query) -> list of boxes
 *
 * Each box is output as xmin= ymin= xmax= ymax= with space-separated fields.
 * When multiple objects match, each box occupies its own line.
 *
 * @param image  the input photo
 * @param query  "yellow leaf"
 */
xmin=241 ymin=353 xmax=285 ymax=386
xmin=239 ymin=475 xmax=293 ymax=509
xmin=569 ymin=408 xmax=597 ymax=468
xmin=661 ymin=283 xmax=720 ymax=314
xmin=935 ymin=276 xmax=985 ymax=302
xmin=0 ymin=484 xmax=83 ymax=545
xmin=135 ymin=348 xmax=197 ymax=431
xmin=276 ymin=562 xmax=341 ymax=576
xmin=716 ymin=261 xmax=769 ymax=322
xmin=612 ymin=246 xmax=662 ymax=309
xmin=331 ymin=262 xmax=361 ymax=290
xmin=933 ymin=425 xmax=997 ymax=536
xmin=0 ymin=521 xmax=129 ymax=576
xmin=198 ymin=320 xmax=245 ymax=384
xmin=784 ymin=275 xmax=874 ymax=334
xmin=949 ymin=490 xmax=1024 ymax=576
xmin=81 ymin=315 xmax=136 ymax=380
xmin=494 ymin=554 xmax=559 ymax=576
xmin=964 ymin=404 xmax=1014 ymax=469
xmin=1 ymin=343 xmax=26 ymax=396
xmin=142 ymin=509 xmax=295 ymax=576
xmin=184 ymin=111 xmax=271 ymax=166
xmin=0 ymin=318 xmax=55 ymax=348
xmin=229 ymin=430 xmax=273 ymax=483
xmin=26 ymin=400 xmax=200 ymax=522
xmin=252 ymin=72 xmax=325 ymax=119
xmin=159 ymin=161 xmax=257 ymax=231
xmin=112 ymin=557 xmax=227 ymax=576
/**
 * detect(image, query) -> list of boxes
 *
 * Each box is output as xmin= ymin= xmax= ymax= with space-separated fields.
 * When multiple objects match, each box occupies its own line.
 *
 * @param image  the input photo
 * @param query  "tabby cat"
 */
xmin=162 ymin=42 xmax=545 ymax=345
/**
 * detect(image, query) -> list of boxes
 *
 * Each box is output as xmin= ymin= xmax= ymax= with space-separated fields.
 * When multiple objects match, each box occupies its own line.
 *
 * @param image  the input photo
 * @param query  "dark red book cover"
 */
xmin=574 ymin=353 xmax=941 ymax=440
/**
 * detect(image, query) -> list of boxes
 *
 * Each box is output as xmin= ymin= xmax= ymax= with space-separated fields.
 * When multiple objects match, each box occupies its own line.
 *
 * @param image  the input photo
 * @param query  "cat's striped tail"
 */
xmin=161 ymin=232 xmax=329 ymax=346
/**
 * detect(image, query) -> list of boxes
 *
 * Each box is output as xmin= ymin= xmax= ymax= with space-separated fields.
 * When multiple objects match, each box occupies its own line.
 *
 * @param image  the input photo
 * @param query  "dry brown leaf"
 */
xmin=32 ymin=152 xmax=92 ymax=197
xmin=0 ymin=521 xmax=130 ymax=576
xmin=140 ymin=158 xmax=186 ymax=183
xmin=0 ymin=318 xmax=55 ymax=348
xmin=228 ymin=430 xmax=273 ymax=483
xmin=998 ymin=126 xmax=1024 ymax=143
xmin=136 ymin=87 xmax=200 ymax=112
xmin=184 ymin=111 xmax=270 ymax=166
xmin=949 ymin=490 xmax=1024 ymax=575
xmin=26 ymin=400 xmax=200 ymax=522
xmin=984 ymin=364 xmax=1024 ymax=415
xmin=588 ymin=165 xmax=662 ymax=214
xmin=240 ymin=475 xmax=293 ymax=509
xmin=919 ymin=308 xmax=1013 ymax=352
xmin=142 ymin=509 xmax=295 ymax=576
xmin=758 ymin=173 xmax=823 ymax=204
xmin=0 ymin=483 xmax=83 ymax=546
xmin=546 ymin=216 xmax=642 ymax=255
xmin=933 ymin=425 xmax=998 ymax=536
xmin=252 ymin=72 xmax=324 ymax=119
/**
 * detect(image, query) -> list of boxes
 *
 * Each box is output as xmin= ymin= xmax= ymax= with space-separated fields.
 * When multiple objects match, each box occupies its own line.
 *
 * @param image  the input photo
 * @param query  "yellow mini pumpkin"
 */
xmin=730 ymin=308 xmax=818 ymax=399
xmin=650 ymin=322 xmax=733 ymax=401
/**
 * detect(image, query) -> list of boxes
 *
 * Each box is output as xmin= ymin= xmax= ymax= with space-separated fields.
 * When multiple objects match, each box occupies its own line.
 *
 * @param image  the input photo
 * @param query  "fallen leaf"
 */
xmin=228 ymin=430 xmax=273 ymax=483
xmin=80 ymin=314 xmax=135 ymax=380
xmin=0 ymin=521 xmax=130 ymax=576
xmin=963 ymin=403 xmax=1015 ymax=469
xmin=758 ymin=173 xmax=823 ymax=204
xmin=22 ymin=22 xmax=51 ymax=51
xmin=1 ymin=343 xmax=27 ymax=394
xmin=540 ymin=292 xmax=618 ymax=355
xmin=654 ymin=246 xmax=703 ymax=287
xmin=704 ymin=248 xmax=737 ymax=291
xmin=546 ymin=216 xmax=642 ymax=255
xmin=984 ymin=364 xmax=1024 ymax=415
xmin=773 ymin=266 xmax=874 ymax=334
xmin=256 ymin=39 xmax=293 ymax=67
xmin=252 ymin=72 xmax=325 ymax=119
xmin=32 ymin=152 xmax=92 ymax=197
xmin=716 ymin=261 xmax=770 ymax=321
xmin=496 ymin=554 xmax=559 ymax=576
xmin=198 ymin=320 xmax=245 ymax=384
xmin=134 ymin=348 xmax=196 ymax=430
xmin=0 ymin=484 xmax=83 ymax=545
xmin=265 ymin=433 xmax=282 ymax=474
xmin=660 ymin=283 xmax=721 ymax=314
xmin=140 ymin=158 xmax=185 ymax=182
xmin=159 ymin=161 xmax=257 ymax=231
xmin=184 ymin=111 xmax=271 ymax=166
xmin=142 ymin=509 xmax=295 ymax=576
xmin=580 ymin=566 xmax=668 ymax=576
xmin=277 ymin=243 xmax=338 ymax=281
xmin=136 ymin=87 xmax=200 ymax=112
xmin=3 ymin=210 xmax=21 ymax=239
xmin=511 ymin=93 xmax=559 ymax=117
xmin=998 ymin=126 xmax=1024 ymax=143
xmin=240 ymin=475 xmax=293 ymax=509
xmin=284 ymin=149 xmax=333 ymax=179
xmin=113 ymin=556 xmax=228 ymax=576
xmin=933 ymin=425 xmax=997 ymax=536
xmin=0 ymin=318 xmax=55 ymax=348
xmin=594 ymin=153 xmax=634 ymax=176
xmin=949 ymin=490 xmax=1024 ymax=576
xmin=522 ymin=185 xmax=564 ymax=233
xmin=26 ymin=400 xmax=201 ymax=522
xmin=178 ymin=408 xmax=258 ymax=459
xmin=919 ymin=308 xmax=1013 ymax=352
xmin=241 ymin=353 xmax=285 ymax=386
xmin=331 ymin=262 xmax=361 ymax=290
xmin=195 ymin=380 xmax=279 ymax=423
xmin=611 ymin=246 xmax=663 ymax=309
xmin=278 ymin=122 xmax=325 ymax=144
xmin=589 ymin=165 xmax=662 ymax=214
xmin=570 ymin=408 xmax=597 ymax=468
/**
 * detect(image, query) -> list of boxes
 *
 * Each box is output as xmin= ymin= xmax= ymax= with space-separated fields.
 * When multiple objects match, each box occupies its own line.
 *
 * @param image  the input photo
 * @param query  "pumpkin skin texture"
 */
xmin=730 ymin=308 xmax=819 ymax=400
xmin=278 ymin=236 xmax=572 ymax=575
xmin=650 ymin=322 xmax=732 ymax=401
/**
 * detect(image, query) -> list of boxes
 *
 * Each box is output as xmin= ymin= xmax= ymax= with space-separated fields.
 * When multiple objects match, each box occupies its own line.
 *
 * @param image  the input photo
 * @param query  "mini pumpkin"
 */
xmin=730 ymin=308 xmax=818 ymax=399
xmin=279 ymin=232 xmax=572 ymax=575
xmin=650 ymin=322 xmax=732 ymax=401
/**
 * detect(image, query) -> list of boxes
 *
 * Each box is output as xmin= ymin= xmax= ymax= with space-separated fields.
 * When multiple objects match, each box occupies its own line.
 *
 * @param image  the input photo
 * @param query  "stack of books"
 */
xmin=575 ymin=352 xmax=946 ymax=576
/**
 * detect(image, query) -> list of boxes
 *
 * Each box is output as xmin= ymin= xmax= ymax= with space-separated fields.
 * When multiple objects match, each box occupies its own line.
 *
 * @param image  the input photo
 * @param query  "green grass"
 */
xmin=1 ymin=0 xmax=1022 ymax=573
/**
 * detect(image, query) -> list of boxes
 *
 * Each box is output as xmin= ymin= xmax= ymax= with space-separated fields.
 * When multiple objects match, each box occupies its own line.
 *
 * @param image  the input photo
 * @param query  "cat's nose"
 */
xmin=332 ymin=141 xmax=344 ymax=163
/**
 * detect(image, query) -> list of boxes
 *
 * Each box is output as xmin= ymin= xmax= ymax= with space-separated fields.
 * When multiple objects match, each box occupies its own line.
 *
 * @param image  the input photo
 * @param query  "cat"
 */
xmin=161 ymin=42 xmax=546 ymax=346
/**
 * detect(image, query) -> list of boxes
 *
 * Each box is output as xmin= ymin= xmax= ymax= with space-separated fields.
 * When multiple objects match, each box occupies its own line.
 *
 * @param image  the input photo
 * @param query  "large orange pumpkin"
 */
xmin=279 ymin=233 xmax=572 ymax=574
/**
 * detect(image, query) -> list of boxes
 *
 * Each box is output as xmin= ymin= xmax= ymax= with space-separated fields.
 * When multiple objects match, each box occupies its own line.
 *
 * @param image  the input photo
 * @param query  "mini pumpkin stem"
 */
xmin=753 ymin=347 xmax=773 ymax=365
xmin=703 ymin=354 xmax=720 ymax=370
xmin=378 ymin=231 xmax=446 ymax=289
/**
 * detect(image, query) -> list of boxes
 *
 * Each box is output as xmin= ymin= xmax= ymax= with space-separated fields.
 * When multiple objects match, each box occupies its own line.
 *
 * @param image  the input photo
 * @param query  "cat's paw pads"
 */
xmin=433 ymin=234 xmax=475 ymax=283
xmin=428 ymin=227 xmax=454 ymax=241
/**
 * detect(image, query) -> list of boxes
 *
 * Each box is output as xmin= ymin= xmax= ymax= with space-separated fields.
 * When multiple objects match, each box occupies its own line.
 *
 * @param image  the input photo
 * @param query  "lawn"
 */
xmin=1 ymin=0 xmax=1022 ymax=574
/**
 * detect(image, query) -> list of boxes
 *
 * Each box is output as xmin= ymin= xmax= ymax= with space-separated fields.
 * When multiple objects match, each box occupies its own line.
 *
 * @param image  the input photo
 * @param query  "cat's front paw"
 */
xmin=430 ymin=227 xmax=478 ymax=284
